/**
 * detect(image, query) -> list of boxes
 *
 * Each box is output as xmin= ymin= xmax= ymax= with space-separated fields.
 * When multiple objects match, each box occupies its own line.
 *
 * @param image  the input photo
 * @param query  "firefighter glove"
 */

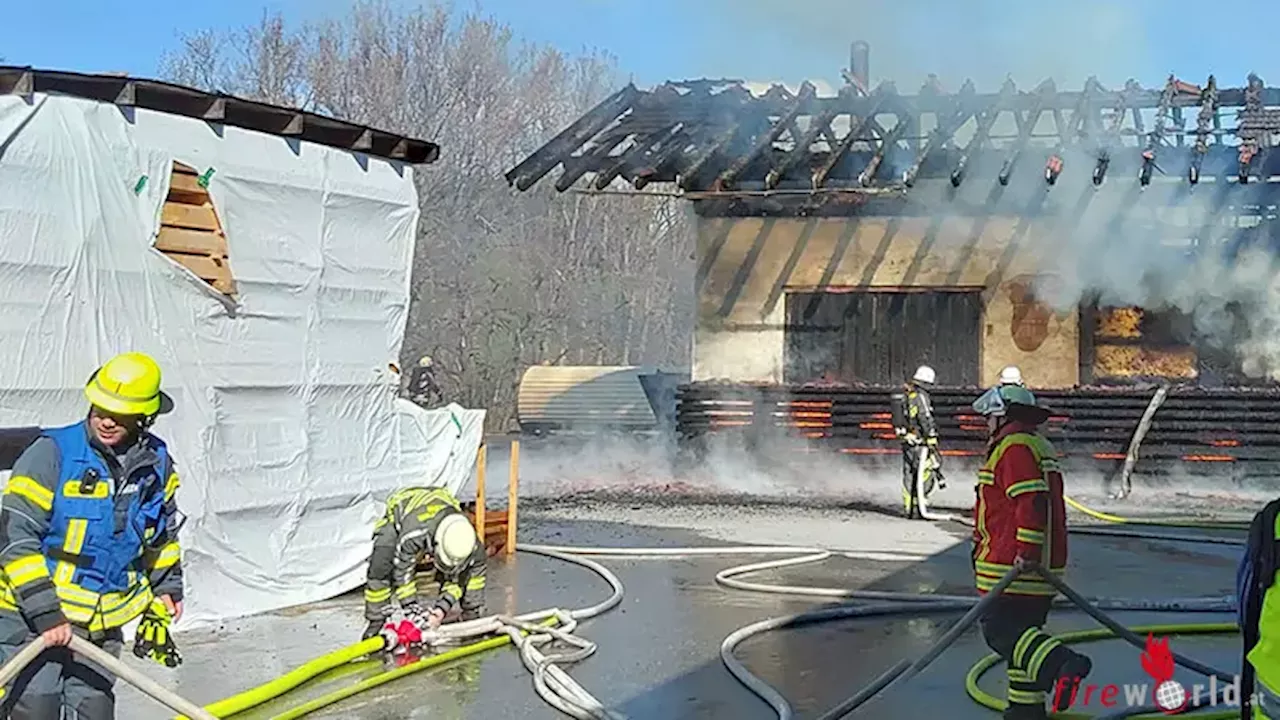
xmin=133 ymin=598 xmax=182 ymax=668
xmin=925 ymin=436 xmax=938 ymax=447
xmin=401 ymin=601 xmax=434 ymax=631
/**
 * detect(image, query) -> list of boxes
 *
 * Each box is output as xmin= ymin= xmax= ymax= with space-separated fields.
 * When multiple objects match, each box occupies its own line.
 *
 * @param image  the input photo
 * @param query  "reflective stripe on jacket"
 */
xmin=972 ymin=424 xmax=1068 ymax=597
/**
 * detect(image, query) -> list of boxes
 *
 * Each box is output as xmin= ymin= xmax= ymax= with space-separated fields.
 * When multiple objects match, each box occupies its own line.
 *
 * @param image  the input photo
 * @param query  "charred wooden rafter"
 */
xmin=903 ymin=80 xmax=975 ymax=187
xmin=1190 ymin=76 xmax=1219 ymax=185
xmin=507 ymin=71 xmax=1280 ymax=195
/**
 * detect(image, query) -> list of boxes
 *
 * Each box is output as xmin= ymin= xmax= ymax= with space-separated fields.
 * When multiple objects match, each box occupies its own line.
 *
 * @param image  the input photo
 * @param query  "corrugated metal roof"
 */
xmin=517 ymin=365 xmax=658 ymax=428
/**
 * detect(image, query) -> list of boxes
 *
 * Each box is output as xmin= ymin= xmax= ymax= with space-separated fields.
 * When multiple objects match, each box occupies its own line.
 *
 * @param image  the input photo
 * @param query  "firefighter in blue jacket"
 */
xmin=0 ymin=352 xmax=186 ymax=719
xmin=1238 ymin=497 xmax=1280 ymax=719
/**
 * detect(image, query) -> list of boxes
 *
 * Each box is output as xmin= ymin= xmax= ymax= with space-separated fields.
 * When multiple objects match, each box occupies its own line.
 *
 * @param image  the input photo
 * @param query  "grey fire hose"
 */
xmin=0 ymin=635 xmax=214 ymax=719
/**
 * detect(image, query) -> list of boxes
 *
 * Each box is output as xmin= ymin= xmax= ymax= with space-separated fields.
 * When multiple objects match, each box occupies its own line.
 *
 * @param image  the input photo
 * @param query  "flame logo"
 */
xmin=1141 ymin=633 xmax=1175 ymax=683
xmin=1141 ymin=633 xmax=1188 ymax=713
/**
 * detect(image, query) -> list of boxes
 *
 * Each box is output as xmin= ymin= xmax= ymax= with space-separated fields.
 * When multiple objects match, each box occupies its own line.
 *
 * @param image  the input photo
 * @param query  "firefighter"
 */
xmin=999 ymin=365 xmax=1025 ymax=387
xmin=0 ymin=351 xmax=186 ymax=718
xmin=1237 ymin=496 xmax=1280 ymax=719
xmin=407 ymin=355 xmax=443 ymax=408
xmin=971 ymin=384 xmax=1091 ymax=719
xmin=362 ymin=487 xmax=487 ymax=641
xmin=891 ymin=365 xmax=944 ymax=518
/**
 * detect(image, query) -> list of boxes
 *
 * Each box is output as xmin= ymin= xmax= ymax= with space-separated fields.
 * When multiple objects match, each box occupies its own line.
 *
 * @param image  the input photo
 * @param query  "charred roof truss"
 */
xmin=506 ymin=73 xmax=1280 ymax=201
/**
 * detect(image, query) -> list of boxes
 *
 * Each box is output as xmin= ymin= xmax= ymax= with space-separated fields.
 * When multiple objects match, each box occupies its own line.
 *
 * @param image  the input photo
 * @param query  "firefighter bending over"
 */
xmin=891 ymin=365 xmax=944 ymax=518
xmin=362 ymin=487 xmax=487 ymax=641
xmin=1237 ymin=495 xmax=1280 ymax=718
xmin=0 ymin=352 xmax=186 ymax=719
xmin=971 ymin=384 xmax=1091 ymax=719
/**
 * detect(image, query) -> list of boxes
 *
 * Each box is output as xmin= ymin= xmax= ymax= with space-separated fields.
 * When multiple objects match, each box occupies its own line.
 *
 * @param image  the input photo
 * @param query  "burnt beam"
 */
xmin=505 ymin=84 xmax=640 ymax=190
xmin=718 ymin=81 xmax=816 ymax=190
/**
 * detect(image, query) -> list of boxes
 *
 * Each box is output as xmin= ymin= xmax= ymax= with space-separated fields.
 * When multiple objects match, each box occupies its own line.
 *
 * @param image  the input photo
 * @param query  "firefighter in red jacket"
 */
xmin=971 ymin=384 xmax=1091 ymax=719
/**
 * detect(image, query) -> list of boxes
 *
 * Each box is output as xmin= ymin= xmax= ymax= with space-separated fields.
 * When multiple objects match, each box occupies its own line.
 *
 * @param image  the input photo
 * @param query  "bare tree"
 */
xmin=160 ymin=0 xmax=695 ymax=429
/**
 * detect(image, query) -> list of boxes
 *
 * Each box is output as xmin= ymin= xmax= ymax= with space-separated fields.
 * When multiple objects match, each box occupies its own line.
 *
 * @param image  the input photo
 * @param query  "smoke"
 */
xmin=509 ymin=430 xmax=909 ymax=507
xmin=1021 ymin=173 xmax=1280 ymax=381
xmin=691 ymin=0 xmax=1149 ymax=91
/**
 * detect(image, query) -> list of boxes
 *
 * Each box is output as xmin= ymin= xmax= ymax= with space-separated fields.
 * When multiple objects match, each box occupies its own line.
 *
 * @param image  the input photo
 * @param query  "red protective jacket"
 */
xmin=972 ymin=421 xmax=1068 ymax=597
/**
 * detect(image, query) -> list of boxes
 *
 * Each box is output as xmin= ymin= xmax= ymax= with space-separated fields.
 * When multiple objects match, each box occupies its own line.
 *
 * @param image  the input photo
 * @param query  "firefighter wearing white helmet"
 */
xmin=890 ymin=364 xmax=945 ymax=519
xmin=362 ymin=487 xmax=486 ymax=641
xmin=999 ymin=365 xmax=1025 ymax=387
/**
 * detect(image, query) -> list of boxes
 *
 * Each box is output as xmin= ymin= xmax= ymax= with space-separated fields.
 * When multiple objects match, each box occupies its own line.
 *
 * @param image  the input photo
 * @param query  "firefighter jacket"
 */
xmin=972 ymin=421 xmax=1067 ymax=597
xmin=364 ymin=487 xmax=486 ymax=622
xmin=0 ymin=421 xmax=184 ymax=634
xmin=892 ymin=384 xmax=938 ymax=447
xmin=1240 ymin=498 xmax=1280 ymax=713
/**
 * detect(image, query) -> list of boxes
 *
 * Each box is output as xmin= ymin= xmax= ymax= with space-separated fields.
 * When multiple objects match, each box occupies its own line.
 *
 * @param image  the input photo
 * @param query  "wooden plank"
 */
xmin=164 ymin=252 xmax=236 ymax=295
xmin=172 ymin=162 xmax=198 ymax=175
xmin=155 ymin=226 xmax=226 ymax=256
xmin=167 ymin=172 xmax=209 ymax=205
xmin=162 ymin=203 xmax=220 ymax=232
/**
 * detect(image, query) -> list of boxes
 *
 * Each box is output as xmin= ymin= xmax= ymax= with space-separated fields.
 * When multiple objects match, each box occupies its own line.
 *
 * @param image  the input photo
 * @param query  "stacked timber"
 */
xmin=677 ymin=383 xmax=1280 ymax=474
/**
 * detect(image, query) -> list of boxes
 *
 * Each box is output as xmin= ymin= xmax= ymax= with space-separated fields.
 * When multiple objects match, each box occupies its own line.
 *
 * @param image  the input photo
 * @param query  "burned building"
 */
xmin=507 ymin=46 xmax=1280 ymax=478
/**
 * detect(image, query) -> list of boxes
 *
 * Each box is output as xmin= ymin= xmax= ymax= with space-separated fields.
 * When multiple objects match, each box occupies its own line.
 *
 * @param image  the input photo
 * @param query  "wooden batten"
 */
xmin=154 ymin=162 xmax=236 ymax=297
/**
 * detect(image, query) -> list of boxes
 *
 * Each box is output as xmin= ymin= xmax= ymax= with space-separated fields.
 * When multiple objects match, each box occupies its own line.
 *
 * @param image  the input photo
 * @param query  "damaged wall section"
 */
xmin=692 ymin=214 xmax=1079 ymax=387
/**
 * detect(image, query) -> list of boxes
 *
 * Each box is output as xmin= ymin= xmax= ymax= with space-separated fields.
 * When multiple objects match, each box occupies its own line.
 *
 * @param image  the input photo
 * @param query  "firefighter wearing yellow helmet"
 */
xmin=0 ymin=351 xmax=186 ymax=717
xmin=362 ymin=487 xmax=487 ymax=641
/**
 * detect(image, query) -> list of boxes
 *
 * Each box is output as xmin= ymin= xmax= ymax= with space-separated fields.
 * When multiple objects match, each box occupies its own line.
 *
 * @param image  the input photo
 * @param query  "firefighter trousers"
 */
xmin=0 ymin=610 xmax=123 ymax=720
xmin=980 ymin=596 xmax=1085 ymax=717
xmin=900 ymin=444 xmax=921 ymax=517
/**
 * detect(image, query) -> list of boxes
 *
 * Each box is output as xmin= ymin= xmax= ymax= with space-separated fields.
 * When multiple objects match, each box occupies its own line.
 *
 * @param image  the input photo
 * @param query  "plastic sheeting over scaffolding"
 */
xmin=0 ymin=93 xmax=477 ymax=628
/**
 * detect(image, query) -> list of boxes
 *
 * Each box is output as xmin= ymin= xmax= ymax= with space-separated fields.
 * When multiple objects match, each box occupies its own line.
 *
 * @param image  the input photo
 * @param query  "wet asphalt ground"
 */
xmin=117 ymin=497 xmax=1248 ymax=720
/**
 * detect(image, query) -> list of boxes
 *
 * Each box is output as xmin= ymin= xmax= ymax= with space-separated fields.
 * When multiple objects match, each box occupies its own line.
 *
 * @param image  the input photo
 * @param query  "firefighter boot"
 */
xmin=1047 ymin=649 xmax=1092 ymax=712
xmin=1003 ymin=703 xmax=1047 ymax=720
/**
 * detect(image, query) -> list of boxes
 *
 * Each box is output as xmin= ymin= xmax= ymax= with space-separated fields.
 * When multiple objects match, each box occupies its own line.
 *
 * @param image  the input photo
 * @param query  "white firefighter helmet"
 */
xmin=419 ymin=355 xmax=434 ymax=368
xmin=433 ymin=513 xmax=478 ymax=571
xmin=912 ymin=365 xmax=936 ymax=385
xmin=998 ymin=365 xmax=1024 ymax=386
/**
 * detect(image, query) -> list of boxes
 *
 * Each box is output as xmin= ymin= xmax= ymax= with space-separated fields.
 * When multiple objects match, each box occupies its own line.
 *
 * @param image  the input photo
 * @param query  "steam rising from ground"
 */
xmin=504 ymin=433 xmax=1272 ymax=516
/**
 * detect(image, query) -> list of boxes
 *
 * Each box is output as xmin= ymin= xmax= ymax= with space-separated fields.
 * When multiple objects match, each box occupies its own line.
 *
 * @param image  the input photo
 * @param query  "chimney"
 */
xmin=850 ymin=41 xmax=870 ymax=90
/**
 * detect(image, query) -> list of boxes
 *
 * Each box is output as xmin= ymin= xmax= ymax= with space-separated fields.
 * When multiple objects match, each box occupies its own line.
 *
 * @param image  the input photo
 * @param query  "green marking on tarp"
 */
xmin=197 ymin=167 xmax=216 ymax=188
xmin=450 ymin=410 xmax=462 ymax=435
xmin=133 ymin=175 xmax=148 ymax=194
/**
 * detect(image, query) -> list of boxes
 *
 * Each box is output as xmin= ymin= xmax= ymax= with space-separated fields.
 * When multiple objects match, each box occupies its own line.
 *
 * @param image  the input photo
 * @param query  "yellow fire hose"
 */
xmin=1063 ymin=496 xmax=1252 ymax=531
xmin=183 ymin=617 xmax=559 ymax=719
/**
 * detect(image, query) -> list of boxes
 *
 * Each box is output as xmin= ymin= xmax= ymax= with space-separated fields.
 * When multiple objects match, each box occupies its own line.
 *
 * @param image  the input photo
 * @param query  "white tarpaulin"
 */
xmin=0 ymin=93 xmax=481 ymax=628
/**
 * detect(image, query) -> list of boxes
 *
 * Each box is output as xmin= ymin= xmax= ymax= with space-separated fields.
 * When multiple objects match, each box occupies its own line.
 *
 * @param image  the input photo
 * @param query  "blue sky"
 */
xmin=4 ymin=0 xmax=1280 ymax=94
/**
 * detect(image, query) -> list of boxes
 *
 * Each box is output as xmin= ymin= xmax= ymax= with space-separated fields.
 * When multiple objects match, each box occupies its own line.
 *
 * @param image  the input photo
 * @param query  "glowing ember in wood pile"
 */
xmin=1094 ymin=345 xmax=1197 ymax=378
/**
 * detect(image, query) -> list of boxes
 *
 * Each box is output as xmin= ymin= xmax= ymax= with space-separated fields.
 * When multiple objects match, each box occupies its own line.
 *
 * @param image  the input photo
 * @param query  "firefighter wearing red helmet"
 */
xmin=971 ymin=384 xmax=1091 ymax=719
